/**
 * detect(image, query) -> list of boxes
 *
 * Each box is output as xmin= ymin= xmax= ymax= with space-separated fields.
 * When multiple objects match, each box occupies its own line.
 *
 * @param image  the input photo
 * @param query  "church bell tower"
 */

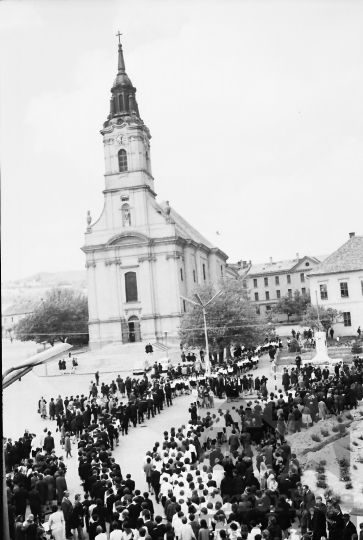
xmin=101 ymin=37 xmax=155 ymax=227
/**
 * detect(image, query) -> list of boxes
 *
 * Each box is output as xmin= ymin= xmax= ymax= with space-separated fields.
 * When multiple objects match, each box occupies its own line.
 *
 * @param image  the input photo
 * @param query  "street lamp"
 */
xmin=180 ymin=291 xmax=222 ymax=376
xmin=2 ymin=342 xmax=72 ymax=539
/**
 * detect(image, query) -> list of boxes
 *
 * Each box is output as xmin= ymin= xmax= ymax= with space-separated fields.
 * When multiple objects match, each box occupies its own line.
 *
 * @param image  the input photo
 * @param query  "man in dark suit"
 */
xmin=14 ymin=483 xmax=28 ymax=520
xmin=28 ymin=486 xmax=42 ymax=522
xmin=43 ymin=431 xmax=55 ymax=453
xmin=125 ymin=474 xmax=135 ymax=492
xmin=61 ymin=490 xmax=73 ymax=538
xmin=35 ymin=473 xmax=48 ymax=509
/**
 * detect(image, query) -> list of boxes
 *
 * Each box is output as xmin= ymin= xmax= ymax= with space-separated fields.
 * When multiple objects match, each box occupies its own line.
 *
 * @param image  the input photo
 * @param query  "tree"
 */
xmin=14 ymin=288 xmax=89 ymax=346
xmin=272 ymin=290 xmax=311 ymax=322
xmin=302 ymin=305 xmax=343 ymax=334
xmin=179 ymin=278 xmax=272 ymax=355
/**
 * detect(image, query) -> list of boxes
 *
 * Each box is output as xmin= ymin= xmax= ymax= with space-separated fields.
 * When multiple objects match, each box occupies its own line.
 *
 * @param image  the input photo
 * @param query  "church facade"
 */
xmin=82 ymin=42 xmax=235 ymax=350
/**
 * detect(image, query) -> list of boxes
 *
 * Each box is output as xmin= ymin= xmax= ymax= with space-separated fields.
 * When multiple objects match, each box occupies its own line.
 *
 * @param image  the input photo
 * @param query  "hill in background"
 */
xmin=2 ymin=270 xmax=87 ymax=310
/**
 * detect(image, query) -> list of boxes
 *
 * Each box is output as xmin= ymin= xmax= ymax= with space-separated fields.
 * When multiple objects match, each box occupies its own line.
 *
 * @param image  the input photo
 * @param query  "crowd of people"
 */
xmin=4 ymin=339 xmax=363 ymax=540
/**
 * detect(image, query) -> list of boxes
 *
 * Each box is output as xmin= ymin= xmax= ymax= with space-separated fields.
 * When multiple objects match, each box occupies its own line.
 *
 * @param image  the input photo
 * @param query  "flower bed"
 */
xmin=287 ymin=406 xmax=363 ymax=513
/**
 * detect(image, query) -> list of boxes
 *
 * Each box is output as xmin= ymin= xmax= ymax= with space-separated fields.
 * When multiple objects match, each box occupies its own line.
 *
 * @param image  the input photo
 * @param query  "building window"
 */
xmin=276 ymin=290 xmax=281 ymax=299
xmin=125 ymin=272 xmax=138 ymax=302
xmin=180 ymin=268 xmax=183 ymax=281
xmin=254 ymin=292 xmax=259 ymax=301
xmin=302 ymin=288 xmax=306 ymax=295
xmin=264 ymin=277 xmax=268 ymax=287
xmin=221 ymin=265 xmax=223 ymax=277
xmin=118 ymin=149 xmax=128 ymax=172
xmin=193 ymin=270 xmax=196 ymax=283
xmin=265 ymin=291 xmax=270 ymax=300
xmin=183 ymin=300 xmax=186 ymax=312
xmin=343 ymin=312 xmax=351 ymax=327
xmin=253 ymin=278 xmax=258 ymax=288
xmin=288 ymin=289 xmax=292 ymax=297
xmin=202 ymin=264 xmax=206 ymax=281
xmin=300 ymin=273 xmax=305 ymax=283
xmin=287 ymin=275 xmax=291 ymax=284
xmin=340 ymin=282 xmax=349 ymax=298
xmin=256 ymin=306 xmax=260 ymax=315
xmin=320 ymin=284 xmax=328 ymax=300
xmin=266 ymin=305 xmax=271 ymax=311
xmin=275 ymin=276 xmax=279 ymax=285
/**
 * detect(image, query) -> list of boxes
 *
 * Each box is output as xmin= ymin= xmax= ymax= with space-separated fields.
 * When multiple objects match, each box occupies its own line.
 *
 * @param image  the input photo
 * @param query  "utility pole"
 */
xmin=180 ymin=291 xmax=222 ymax=376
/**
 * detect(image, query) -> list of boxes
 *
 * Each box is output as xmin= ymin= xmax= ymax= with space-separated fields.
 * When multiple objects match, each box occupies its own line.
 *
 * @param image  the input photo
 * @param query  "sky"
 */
xmin=1 ymin=0 xmax=363 ymax=282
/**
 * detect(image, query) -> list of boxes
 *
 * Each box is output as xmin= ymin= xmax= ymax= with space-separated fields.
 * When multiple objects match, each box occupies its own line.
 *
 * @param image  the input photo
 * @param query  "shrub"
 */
xmin=311 ymin=434 xmax=321 ymax=442
xmin=338 ymin=458 xmax=350 ymax=468
xmin=345 ymin=412 xmax=353 ymax=420
xmin=332 ymin=426 xmax=340 ymax=432
xmin=345 ymin=482 xmax=353 ymax=490
xmin=351 ymin=342 xmax=363 ymax=354
xmin=317 ymin=479 xmax=327 ymax=488
xmin=321 ymin=428 xmax=330 ymax=437
xmin=337 ymin=416 xmax=343 ymax=423
xmin=352 ymin=441 xmax=358 ymax=446
xmin=320 ymin=460 xmax=327 ymax=466
xmin=324 ymin=489 xmax=342 ymax=503
xmin=289 ymin=339 xmax=301 ymax=353
xmin=353 ymin=465 xmax=358 ymax=470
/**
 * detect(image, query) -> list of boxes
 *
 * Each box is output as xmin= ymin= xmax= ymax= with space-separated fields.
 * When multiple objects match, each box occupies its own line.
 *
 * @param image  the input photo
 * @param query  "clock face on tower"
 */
xmin=116 ymin=134 xmax=125 ymax=145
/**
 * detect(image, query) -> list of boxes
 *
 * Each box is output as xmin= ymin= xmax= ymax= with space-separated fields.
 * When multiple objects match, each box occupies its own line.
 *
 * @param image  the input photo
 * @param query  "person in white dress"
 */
xmin=48 ymin=505 xmax=65 ymax=540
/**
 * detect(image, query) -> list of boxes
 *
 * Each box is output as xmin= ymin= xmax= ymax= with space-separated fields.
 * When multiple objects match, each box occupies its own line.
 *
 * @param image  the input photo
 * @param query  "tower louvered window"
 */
xmin=118 ymin=149 xmax=128 ymax=172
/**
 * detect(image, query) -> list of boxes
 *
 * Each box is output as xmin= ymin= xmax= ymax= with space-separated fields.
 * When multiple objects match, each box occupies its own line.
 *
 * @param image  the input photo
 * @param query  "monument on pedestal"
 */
xmin=302 ymin=330 xmax=339 ymax=366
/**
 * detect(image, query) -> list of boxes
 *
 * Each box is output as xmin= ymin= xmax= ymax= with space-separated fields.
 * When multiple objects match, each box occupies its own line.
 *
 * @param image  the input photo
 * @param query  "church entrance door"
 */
xmin=128 ymin=316 xmax=141 ymax=342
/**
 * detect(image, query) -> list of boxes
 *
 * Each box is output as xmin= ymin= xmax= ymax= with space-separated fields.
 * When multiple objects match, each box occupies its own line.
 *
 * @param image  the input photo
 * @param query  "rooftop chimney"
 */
xmin=349 ymin=232 xmax=355 ymax=238
xmin=269 ymin=257 xmax=273 ymax=264
xmin=249 ymin=260 xmax=252 ymax=265
xmin=296 ymin=253 xmax=299 ymax=259
xmin=242 ymin=260 xmax=247 ymax=268
xmin=237 ymin=261 xmax=242 ymax=268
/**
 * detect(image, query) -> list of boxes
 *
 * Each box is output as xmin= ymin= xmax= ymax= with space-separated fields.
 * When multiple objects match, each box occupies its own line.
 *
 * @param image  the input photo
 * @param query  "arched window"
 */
xmin=121 ymin=203 xmax=131 ymax=227
xmin=125 ymin=272 xmax=138 ymax=302
xmin=118 ymin=149 xmax=128 ymax=172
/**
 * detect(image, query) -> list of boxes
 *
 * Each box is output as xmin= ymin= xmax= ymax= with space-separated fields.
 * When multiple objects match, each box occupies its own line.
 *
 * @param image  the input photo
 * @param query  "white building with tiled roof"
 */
xmin=238 ymin=254 xmax=324 ymax=319
xmin=82 ymin=42 xmax=237 ymax=349
xmin=2 ymin=300 xmax=40 ymax=337
xmin=307 ymin=233 xmax=363 ymax=336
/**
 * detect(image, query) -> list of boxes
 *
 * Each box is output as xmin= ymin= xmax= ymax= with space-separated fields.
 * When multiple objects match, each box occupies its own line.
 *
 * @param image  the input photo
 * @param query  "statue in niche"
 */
xmin=124 ymin=208 xmax=131 ymax=226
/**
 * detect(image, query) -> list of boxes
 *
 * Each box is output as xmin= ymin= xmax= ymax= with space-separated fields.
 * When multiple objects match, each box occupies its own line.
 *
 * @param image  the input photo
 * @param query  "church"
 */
xmin=82 ymin=40 xmax=236 ymax=350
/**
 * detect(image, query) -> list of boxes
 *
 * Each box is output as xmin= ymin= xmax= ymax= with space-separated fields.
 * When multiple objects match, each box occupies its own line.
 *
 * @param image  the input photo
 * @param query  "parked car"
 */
xmin=133 ymin=358 xmax=151 ymax=375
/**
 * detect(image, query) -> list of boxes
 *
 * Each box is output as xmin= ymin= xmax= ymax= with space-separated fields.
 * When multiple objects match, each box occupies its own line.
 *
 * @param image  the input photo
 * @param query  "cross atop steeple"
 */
xmin=116 ymin=31 xmax=122 ymax=44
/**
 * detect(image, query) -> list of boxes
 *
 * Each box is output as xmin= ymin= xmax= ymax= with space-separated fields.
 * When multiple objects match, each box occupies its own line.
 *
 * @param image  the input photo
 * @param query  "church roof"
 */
xmin=308 ymin=235 xmax=363 ymax=276
xmin=245 ymin=258 xmax=300 ymax=276
xmin=158 ymin=201 xmax=227 ymax=258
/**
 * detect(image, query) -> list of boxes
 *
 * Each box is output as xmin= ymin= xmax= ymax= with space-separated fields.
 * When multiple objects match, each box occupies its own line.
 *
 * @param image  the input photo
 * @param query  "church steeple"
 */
xmin=117 ymin=42 xmax=126 ymax=73
xmin=103 ymin=34 xmax=141 ymax=127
